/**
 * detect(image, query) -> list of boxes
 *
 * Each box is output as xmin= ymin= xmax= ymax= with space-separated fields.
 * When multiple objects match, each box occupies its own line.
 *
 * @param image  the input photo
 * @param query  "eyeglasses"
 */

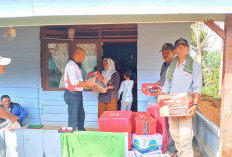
xmin=175 ymin=46 xmax=188 ymax=51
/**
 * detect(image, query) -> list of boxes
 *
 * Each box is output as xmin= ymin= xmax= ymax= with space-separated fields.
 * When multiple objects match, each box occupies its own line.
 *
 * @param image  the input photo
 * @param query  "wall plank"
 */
xmin=24 ymin=129 xmax=43 ymax=157
xmin=43 ymin=130 xmax=62 ymax=157
xmin=43 ymin=105 xmax=98 ymax=114
xmin=41 ymin=91 xmax=98 ymax=101
xmin=0 ymin=131 xmax=4 ymax=157
xmin=5 ymin=130 xmax=24 ymax=157
xmin=42 ymin=121 xmax=99 ymax=128
xmin=43 ymin=113 xmax=97 ymax=122
xmin=40 ymin=100 xmax=98 ymax=106
xmin=137 ymin=69 xmax=160 ymax=80
xmin=0 ymin=77 xmax=39 ymax=88
xmin=0 ymin=88 xmax=38 ymax=99
xmin=137 ymin=58 xmax=163 ymax=70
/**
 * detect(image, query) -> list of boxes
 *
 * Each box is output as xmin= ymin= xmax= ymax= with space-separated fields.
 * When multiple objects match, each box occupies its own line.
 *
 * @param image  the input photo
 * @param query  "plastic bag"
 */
xmin=0 ymin=119 xmax=21 ymax=130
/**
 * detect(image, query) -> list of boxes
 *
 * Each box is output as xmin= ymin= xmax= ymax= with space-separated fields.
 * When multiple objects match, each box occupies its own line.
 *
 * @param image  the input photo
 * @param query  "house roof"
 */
xmin=0 ymin=0 xmax=231 ymax=27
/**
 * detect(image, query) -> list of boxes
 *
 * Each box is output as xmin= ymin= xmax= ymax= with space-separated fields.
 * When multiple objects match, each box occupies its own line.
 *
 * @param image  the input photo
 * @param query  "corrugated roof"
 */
xmin=0 ymin=0 xmax=231 ymax=26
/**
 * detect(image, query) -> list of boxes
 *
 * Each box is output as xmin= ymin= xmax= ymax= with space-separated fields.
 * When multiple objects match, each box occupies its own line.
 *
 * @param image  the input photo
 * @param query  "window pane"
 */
xmin=76 ymin=43 xmax=97 ymax=80
xmin=48 ymin=43 xmax=69 ymax=88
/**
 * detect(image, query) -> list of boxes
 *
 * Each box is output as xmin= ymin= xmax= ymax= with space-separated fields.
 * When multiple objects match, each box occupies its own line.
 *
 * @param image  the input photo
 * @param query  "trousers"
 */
xmin=169 ymin=117 xmax=193 ymax=157
xmin=64 ymin=90 xmax=85 ymax=130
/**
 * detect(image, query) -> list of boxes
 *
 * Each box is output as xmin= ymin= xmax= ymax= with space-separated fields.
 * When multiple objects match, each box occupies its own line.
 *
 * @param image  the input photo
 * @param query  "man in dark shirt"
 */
xmin=155 ymin=43 xmax=176 ymax=87
xmin=155 ymin=43 xmax=177 ymax=157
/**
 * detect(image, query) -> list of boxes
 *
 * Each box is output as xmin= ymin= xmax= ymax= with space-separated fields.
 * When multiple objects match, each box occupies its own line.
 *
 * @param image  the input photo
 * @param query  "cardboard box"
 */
xmin=132 ymin=133 xmax=162 ymax=153
xmin=128 ymin=150 xmax=136 ymax=157
xmin=132 ymin=112 xmax=157 ymax=135
xmin=142 ymin=83 xmax=162 ymax=96
xmin=86 ymin=71 xmax=107 ymax=93
xmin=132 ymin=148 xmax=162 ymax=157
xmin=158 ymin=93 xmax=193 ymax=117
xmin=98 ymin=111 xmax=132 ymax=149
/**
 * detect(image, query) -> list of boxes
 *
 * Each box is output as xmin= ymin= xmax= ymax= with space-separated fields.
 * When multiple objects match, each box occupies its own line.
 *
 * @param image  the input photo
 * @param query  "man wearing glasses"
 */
xmin=161 ymin=37 xmax=202 ymax=157
xmin=155 ymin=43 xmax=177 ymax=157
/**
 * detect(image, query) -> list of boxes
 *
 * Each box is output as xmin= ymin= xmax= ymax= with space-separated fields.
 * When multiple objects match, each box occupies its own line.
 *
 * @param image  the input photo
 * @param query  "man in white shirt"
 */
xmin=63 ymin=47 xmax=93 ymax=130
xmin=161 ymin=38 xmax=202 ymax=157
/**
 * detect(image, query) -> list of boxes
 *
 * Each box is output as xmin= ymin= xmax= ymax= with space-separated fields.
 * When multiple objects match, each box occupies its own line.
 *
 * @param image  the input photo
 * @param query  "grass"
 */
xmin=202 ymin=85 xmax=219 ymax=99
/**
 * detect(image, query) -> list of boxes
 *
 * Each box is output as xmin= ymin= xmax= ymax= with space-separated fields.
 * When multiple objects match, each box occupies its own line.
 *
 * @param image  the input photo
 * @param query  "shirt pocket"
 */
xmin=183 ymin=72 xmax=193 ymax=82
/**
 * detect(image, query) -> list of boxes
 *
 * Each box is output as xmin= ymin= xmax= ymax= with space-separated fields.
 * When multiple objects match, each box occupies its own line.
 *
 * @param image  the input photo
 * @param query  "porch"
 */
xmin=0 ymin=1 xmax=232 ymax=157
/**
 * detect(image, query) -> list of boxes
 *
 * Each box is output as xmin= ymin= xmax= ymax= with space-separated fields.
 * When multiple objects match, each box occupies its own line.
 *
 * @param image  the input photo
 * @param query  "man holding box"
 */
xmin=161 ymin=37 xmax=202 ymax=157
xmin=155 ymin=43 xmax=177 ymax=156
xmin=63 ymin=47 xmax=94 ymax=131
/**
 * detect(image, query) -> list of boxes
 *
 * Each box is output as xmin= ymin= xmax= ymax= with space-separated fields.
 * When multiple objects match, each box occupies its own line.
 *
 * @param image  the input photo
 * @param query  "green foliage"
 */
xmin=202 ymin=50 xmax=221 ymax=98
xmin=191 ymin=22 xmax=209 ymax=53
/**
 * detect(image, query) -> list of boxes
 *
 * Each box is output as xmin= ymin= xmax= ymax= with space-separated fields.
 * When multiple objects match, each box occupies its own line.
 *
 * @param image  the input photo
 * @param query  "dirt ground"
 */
xmin=198 ymin=94 xmax=221 ymax=127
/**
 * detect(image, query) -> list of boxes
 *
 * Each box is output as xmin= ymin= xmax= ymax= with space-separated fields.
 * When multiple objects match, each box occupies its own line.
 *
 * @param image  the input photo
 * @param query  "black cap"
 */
xmin=174 ymin=37 xmax=189 ymax=47
xmin=159 ymin=43 xmax=174 ymax=52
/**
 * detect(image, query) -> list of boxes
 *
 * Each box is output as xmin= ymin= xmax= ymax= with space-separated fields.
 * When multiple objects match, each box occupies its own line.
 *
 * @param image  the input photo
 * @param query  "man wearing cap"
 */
xmin=161 ymin=37 xmax=202 ymax=157
xmin=155 ymin=43 xmax=177 ymax=156
xmin=156 ymin=43 xmax=176 ymax=88
xmin=0 ymin=56 xmax=11 ymax=74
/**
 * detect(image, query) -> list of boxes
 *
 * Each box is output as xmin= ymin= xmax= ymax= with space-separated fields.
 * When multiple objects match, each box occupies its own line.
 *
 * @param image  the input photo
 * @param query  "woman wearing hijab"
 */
xmin=98 ymin=58 xmax=120 ymax=118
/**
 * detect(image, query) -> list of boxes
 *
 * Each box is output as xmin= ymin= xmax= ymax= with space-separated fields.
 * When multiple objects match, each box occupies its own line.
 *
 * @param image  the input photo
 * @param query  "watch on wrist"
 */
xmin=193 ymin=103 xmax=199 ymax=109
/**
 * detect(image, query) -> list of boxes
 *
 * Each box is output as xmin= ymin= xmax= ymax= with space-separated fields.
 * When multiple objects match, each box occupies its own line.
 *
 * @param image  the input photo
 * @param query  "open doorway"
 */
xmin=102 ymin=42 xmax=137 ymax=111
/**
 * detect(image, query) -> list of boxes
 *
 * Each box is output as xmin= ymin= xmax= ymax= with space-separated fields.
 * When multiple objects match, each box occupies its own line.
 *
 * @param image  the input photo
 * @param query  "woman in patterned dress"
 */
xmin=98 ymin=58 xmax=120 ymax=118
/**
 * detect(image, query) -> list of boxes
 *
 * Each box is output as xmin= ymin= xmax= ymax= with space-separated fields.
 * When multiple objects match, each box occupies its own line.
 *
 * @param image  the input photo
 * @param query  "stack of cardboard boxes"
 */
xmin=131 ymin=112 xmax=163 ymax=157
xmin=98 ymin=85 xmax=193 ymax=156
xmin=98 ymin=111 xmax=133 ymax=149
xmin=98 ymin=111 xmax=169 ymax=157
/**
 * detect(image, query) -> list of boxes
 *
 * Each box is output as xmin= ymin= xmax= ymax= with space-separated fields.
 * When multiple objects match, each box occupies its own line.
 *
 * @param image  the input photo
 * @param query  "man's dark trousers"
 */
xmin=64 ymin=90 xmax=85 ymax=130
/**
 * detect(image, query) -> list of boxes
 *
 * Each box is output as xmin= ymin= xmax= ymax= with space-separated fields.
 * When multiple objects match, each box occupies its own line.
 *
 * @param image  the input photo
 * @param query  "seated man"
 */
xmin=0 ymin=95 xmax=28 ymax=125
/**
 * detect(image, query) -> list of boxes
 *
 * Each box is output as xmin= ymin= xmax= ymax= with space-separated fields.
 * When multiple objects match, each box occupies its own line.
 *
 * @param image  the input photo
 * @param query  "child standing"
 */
xmin=117 ymin=69 xmax=134 ymax=110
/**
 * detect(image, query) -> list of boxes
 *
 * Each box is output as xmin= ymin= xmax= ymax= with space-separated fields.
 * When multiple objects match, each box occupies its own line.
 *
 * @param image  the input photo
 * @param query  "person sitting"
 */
xmin=0 ymin=95 xmax=28 ymax=125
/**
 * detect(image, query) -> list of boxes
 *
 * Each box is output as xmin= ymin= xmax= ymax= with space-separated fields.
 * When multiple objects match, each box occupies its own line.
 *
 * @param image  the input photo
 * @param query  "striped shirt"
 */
xmin=162 ymin=60 xmax=202 ymax=95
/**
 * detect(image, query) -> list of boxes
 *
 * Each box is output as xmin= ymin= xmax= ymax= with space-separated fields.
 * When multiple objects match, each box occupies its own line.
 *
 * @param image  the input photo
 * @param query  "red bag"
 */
xmin=147 ymin=104 xmax=169 ymax=153
xmin=98 ymin=111 xmax=132 ymax=149
xmin=132 ymin=112 xmax=157 ymax=135
xmin=142 ymin=83 xmax=162 ymax=96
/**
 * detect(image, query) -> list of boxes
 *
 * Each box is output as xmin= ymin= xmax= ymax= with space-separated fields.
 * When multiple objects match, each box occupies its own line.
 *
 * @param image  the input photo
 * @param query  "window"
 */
xmin=76 ymin=43 xmax=97 ymax=80
xmin=40 ymin=24 xmax=137 ymax=91
xmin=48 ymin=43 xmax=68 ymax=88
xmin=41 ymin=40 xmax=99 ymax=91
